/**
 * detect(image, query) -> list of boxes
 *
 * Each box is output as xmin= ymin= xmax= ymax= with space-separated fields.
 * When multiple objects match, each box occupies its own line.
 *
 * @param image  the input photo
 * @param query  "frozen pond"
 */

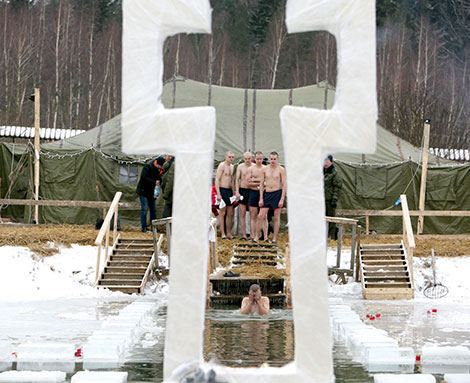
xmin=3 ymin=297 xmax=470 ymax=382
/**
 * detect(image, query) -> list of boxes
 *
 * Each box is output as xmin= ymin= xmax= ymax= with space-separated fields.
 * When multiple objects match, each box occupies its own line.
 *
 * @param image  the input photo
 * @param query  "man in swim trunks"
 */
xmin=258 ymin=151 xmax=286 ymax=243
xmin=246 ymin=152 xmax=268 ymax=242
xmin=240 ymin=284 xmax=270 ymax=315
xmin=235 ymin=152 xmax=253 ymax=240
xmin=215 ymin=151 xmax=235 ymax=239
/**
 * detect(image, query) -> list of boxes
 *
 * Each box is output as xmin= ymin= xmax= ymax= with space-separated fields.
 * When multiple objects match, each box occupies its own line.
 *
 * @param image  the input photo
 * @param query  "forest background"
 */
xmin=0 ymin=0 xmax=468 ymax=150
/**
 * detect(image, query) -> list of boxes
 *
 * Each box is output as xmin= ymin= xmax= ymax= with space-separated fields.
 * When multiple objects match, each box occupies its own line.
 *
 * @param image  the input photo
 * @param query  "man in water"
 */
xmin=215 ymin=151 xmax=235 ymax=239
xmin=258 ymin=151 xmax=286 ymax=243
xmin=241 ymin=284 xmax=270 ymax=315
xmin=235 ymin=151 xmax=253 ymax=240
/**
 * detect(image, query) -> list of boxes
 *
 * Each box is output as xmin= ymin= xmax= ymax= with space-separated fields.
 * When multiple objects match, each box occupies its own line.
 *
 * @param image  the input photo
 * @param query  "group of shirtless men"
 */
xmin=215 ymin=151 xmax=286 ymax=244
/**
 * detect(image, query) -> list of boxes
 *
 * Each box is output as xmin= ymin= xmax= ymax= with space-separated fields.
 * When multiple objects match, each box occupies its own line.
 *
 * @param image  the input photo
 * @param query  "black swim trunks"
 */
xmin=238 ymin=187 xmax=251 ymax=205
xmin=219 ymin=187 xmax=233 ymax=206
xmin=248 ymin=189 xmax=260 ymax=207
xmin=262 ymin=189 xmax=282 ymax=209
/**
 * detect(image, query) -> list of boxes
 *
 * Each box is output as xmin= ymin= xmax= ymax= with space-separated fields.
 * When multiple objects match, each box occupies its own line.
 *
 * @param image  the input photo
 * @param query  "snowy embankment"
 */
xmin=0 ymin=244 xmax=468 ymax=303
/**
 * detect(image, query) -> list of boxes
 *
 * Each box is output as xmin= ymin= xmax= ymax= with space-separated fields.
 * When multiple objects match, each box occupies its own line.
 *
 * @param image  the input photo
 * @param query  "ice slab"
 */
xmin=16 ymin=343 xmax=75 ymax=373
xmin=0 ymin=370 xmax=66 ymax=382
xmin=71 ymin=371 xmax=128 ymax=383
xmin=422 ymin=346 xmax=470 ymax=365
xmin=373 ymin=374 xmax=436 ymax=383
xmin=421 ymin=365 xmax=470 ymax=374
xmin=443 ymin=374 xmax=470 ymax=383
xmin=363 ymin=346 xmax=415 ymax=370
xmin=0 ymin=344 xmax=12 ymax=372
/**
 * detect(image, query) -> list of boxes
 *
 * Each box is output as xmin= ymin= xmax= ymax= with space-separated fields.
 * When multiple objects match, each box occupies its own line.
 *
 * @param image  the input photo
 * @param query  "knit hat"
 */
xmin=326 ymin=154 xmax=333 ymax=162
xmin=154 ymin=157 xmax=165 ymax=167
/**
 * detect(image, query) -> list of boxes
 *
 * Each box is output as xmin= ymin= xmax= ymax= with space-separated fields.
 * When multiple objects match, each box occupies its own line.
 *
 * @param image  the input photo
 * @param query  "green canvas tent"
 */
xmin=1 ymin=78 xmax=469 ymax=233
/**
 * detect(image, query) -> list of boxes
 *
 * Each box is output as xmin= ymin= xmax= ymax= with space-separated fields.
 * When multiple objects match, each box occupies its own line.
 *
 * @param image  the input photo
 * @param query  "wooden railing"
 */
xmin=336 ymin=208 xmax=470 ymax=236
xmin=140 ymin=234 xmax=164 ymax=290
xmin=152 ymin=217 xmax=173 ymax=263
xmin=94 ymin=192 xmax=122 ymax=285
xmin=400 ymin=194 xmax=415 ymax=287
xmin=326 ymin=216 xmax=360 ymax=282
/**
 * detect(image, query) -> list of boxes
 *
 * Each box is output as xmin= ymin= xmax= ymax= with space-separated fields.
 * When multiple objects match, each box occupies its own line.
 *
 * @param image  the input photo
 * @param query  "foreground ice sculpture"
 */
xmin=121 ymin=0 xmax=376 ymax=382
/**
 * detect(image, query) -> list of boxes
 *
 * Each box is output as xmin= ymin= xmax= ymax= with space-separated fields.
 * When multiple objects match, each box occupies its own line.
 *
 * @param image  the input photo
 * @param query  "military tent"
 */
xmin=1 ymin=77 xmax=469 ymax=233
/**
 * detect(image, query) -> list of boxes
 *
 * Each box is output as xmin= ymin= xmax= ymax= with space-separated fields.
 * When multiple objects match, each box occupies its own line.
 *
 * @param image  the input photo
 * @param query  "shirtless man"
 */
xmin=240 ymin=284 xmax=270 ymax=315
xmin=215 ymin=151 xmax=235 ymax=239
xmin=246 ymin=152 xmax=268 ymax=242
xmin=258 ymin=151 xmax=286 ymax=243
xmin=235 ymin=152 xmax=253 ymax=240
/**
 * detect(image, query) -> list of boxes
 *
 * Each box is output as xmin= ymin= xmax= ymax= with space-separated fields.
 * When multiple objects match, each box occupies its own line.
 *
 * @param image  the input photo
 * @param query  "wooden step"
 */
xmin=101 ymin=273 xmax=145 ymax=279
xmin=114 ymin=249 xmax=153 ymax=255
xmin=361 ymin=260 xmax=406 ymax=265
xmin=107 ymin=260 xmax=149 ymax=267
xmin=363 ymin=287 xmax=414 ymax=300
xmin=365 ymin=282 xmax=411 ymax=288
xmin=361 ymin=249 xmax=403 ymax=255
xmin=104 ymin=266 xmax=147 ymax=273
xmin=363 ymin=272 xmax=409 ymax=278
xmin=231 ymin=260 xmax=278 ymax=266
xmin=99 ymin=279 xmax=141 ymax=286
xmin=361 ymin=255 xmax=405 ymax=260
xmin=364 ymin=277 xmax=410 ymax=282
xmin=110 ymin=255 xmax=152 ymax=262
xmin=119 ymin=238 xmax=153 ymax=244
xmin=361 ymin=244 xmax=402 ymax=249
xmin=234 ymin=247 xmax=279 ymax=253
xmin=234 ymin=254 xmax=278 ymax=260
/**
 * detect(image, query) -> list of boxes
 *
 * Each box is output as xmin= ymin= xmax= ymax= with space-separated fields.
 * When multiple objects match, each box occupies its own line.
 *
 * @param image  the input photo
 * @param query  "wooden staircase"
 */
xmin=209 ymin=241 xmax=287 ymax=307
xmin=97 ymin=238 xmax=158 ymax=294
xmin=360 ymin=243 xmax=414 ymax=300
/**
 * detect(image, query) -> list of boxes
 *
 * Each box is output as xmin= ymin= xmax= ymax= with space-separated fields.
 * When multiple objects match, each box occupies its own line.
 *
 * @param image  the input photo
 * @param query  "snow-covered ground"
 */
xmin=1 ymin=243 xmax=469 ymax=380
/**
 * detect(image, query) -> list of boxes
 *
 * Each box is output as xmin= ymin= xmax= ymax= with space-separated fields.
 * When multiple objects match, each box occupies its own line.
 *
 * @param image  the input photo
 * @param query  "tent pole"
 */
xmin=417 ymin=120 xmax=430 ymax=235
xmin=33 ymin=88 xmax=40 ymax=225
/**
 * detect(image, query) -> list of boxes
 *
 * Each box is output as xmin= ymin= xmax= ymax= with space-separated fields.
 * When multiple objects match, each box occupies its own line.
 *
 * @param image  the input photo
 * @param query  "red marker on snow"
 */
xmin=75 ymin=348 xmax=82 ymax=358
xmin=376 ymin=313 xmax=381 ymax=318
xmin=432 ymin=309 xmax=437 ymax=313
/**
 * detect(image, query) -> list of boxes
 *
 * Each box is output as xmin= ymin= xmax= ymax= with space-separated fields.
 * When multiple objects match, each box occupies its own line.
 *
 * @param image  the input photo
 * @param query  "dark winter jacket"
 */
xmin=323 ymin=164 xmax=342 ymax=202
xmin=136 ymin=161 xmax=161 ymax=198
xmin=161 ymin=158 xmax=175 ymax=205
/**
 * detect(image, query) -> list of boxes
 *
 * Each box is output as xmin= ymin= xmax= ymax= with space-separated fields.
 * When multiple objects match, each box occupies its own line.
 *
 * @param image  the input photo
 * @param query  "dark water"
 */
xmin=122 ymin=306 xmax=374 ymax=382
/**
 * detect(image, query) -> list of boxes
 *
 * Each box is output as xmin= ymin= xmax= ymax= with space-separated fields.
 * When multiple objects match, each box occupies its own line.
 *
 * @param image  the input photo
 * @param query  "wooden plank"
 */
xmin=400 ymin=195 xmax=415 ymax=249
xmin=95 ymin=193 xmax=122 ymax=245
xmin=364 ymin=288 xmax=414 ymax=300
xmin=417 ymin=121 xmax=430 ymax=234
xmin=33 ymin=87 xmax=40 ymax=224
xmin=337 ymin=209 xmax=470 ymax=217
xmin=0 ymin=198 xmax=139 ymax=209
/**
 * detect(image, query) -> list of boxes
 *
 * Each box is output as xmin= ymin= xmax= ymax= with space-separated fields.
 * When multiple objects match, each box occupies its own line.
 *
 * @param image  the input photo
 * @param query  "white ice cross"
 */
xmin=121 ymin=0 xmax=377 ymax=382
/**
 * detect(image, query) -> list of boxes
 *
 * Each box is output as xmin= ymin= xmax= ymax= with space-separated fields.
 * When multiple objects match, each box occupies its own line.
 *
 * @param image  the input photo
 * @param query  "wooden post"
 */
xmin=285 ymin=245 xmax=292 ymax=309
xmin=417 ymin=121 xmax=431 ymax=234
xmin=33 ymin=88 xmax=40 ymax=224
xmin=365 ymin=215 xmax=369 ymax=235
xmin=350 ymin=224 xmax=357 ymax=275
xmin=355 ymin=226 xmax=361 ymax=282
xmin=336 ymin=223 xmax=343 ymax=268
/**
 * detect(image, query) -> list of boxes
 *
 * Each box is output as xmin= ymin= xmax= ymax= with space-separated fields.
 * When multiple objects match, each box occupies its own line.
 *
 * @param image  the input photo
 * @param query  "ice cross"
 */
xmin=121 ymin=0 xmax=215 ymax=378
xmin=121 ymin=0 xmax=377 ymax=381
xmin=278 ymin=0 xmax=377 ymax=382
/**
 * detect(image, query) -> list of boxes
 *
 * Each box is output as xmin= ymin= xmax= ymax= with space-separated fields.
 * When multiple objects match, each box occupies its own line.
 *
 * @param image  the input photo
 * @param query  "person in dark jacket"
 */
xmin=137 ymin=157 xmax=165 ymax=232
xmin=324 ymin=154 xmax=343 ymax=239
xmin=161 ymin=155 xmax=175 ymax=218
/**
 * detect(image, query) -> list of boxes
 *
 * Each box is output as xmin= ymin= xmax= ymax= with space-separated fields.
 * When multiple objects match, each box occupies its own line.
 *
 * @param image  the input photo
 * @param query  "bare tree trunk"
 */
xmin=172 ymin=34 xmax=180 ymax=108
xmin=218 ymin=40 xmax=225 ymax=86
xmin=3 ymin=7 xmax=9 ymax=119
xmin=75 ymin=15 xmax=83 ymax=130
xmin=323 ymin=33 xmax=330 ymax=110
xmin=53 ymin=2 xmax=62 ymax=130
xmin=208 ymin=34 xmax=213 ymax=105
xmin=87 ymin=14 xmax=95 ymax=129
xmin=268 ymin=15 xmax=286 ymax=89
xmin=96 ymin=34 xmax=113 ymax=126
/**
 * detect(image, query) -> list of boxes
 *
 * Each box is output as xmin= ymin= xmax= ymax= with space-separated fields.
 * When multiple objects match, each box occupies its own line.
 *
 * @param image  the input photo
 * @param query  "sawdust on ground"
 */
xmin=0 ymin=224 xmax=468 ymax=266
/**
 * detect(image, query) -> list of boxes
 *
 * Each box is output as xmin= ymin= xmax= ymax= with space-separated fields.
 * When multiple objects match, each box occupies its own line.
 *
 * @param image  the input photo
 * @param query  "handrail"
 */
xmin=326 ymin=216 xmax=360 ymax=281
xmin=140 ymin=234 xmax=164 ymax=291
xmin=94 ymin=192 xmax=122 ymax=284
xmin=400 ymin=194 xmax=415 ymax=287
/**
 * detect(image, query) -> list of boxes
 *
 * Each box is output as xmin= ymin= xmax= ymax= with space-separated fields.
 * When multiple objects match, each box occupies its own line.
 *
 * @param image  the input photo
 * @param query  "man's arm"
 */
xmin=235 ymin=165 xmax=241 ymax=198
xmin=240 ymin=297 xmax=251 ymax=314
xmin=258 ymin=297 xmax=270 ymax=315
xmin=258 ymin=169 xmax=266 ymax=207
xmin=215 ymin=164 xmax=223 ymax=201
xmin=279 ymin=167 xmax=287 ymax=207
